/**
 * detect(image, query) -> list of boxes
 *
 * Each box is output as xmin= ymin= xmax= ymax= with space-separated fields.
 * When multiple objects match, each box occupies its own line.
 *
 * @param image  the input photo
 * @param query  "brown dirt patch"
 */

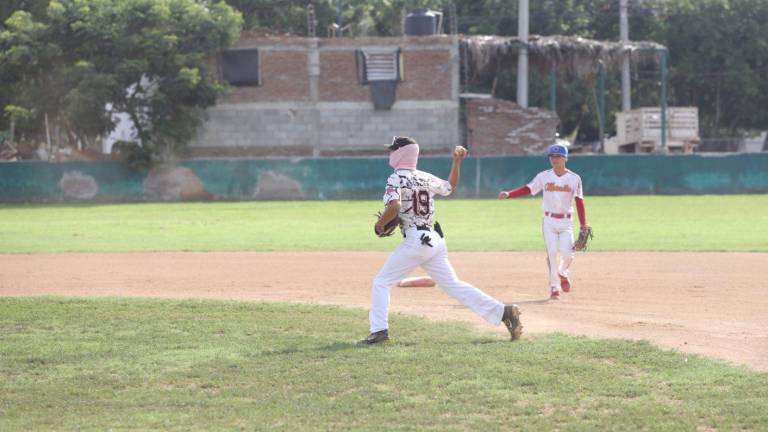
xmin=1 ymin=252 xmax=765 ymax=372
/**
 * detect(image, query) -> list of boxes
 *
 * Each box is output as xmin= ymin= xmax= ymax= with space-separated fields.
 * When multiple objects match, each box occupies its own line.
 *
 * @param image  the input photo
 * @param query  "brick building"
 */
xmin=188 ymin=33 xmax=560 ymax=158
xmin=189 ymin=34 xmax=461 ymax=157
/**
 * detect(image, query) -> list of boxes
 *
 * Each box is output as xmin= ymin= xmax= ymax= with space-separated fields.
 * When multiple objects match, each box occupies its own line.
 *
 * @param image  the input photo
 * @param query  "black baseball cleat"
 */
xmin=501 ymin=305 xmax=523 ymax=341
xmin=359 ymin=329 xmax=390 ymax=345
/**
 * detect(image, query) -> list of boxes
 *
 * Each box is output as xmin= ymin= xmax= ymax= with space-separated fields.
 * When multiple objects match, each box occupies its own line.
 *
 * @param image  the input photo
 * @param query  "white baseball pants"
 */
xmin=542 ymin=216 xmax=574 ymax=292
xmin=369 ymin=227 xmax=505 ymax=333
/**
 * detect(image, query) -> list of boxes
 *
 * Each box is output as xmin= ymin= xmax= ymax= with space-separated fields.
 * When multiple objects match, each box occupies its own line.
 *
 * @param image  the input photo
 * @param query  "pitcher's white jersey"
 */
xmin=370 ymin=166 xmax=506 ymax=335
xmin=382 ymin=168 xmax=452 ymax=230
xmin=526 ymin=169 xmax=583 ymax=214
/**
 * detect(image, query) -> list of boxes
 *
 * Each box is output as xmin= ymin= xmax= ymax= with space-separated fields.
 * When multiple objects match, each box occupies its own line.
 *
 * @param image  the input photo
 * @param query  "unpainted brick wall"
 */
xmin=319 ymin=51 xmax=368 ymax=102
xmin=223 ymin=36 xmax=453 ymax=104
xmin=223 ymin=51 xmax=311 ymax=103
xmin=465 ymin=98 xmax=559 ymax=155
xmin=398 ymin=50 xmax=452 ymax=100
xmin=190 ymin=35 xmax=459 ymax=156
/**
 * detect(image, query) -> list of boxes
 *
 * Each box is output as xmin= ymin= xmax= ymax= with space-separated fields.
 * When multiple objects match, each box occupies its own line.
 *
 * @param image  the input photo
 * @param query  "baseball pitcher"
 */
xmin=362 ymin=136 xmax=522 ymax=345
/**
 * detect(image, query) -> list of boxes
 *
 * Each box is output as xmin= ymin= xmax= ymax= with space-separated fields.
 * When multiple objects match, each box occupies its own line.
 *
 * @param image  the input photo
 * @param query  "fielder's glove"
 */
xmin=573 ymin=225 xmax=593 ymax=251
xmin=374 ymin=211 xmax=399 ymax=237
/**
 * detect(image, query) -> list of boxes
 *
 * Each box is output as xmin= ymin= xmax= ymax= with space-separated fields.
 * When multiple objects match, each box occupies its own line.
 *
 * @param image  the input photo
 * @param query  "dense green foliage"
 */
xmin=1 ymin=0 xmax=766 ymax=151
xmin=1 ymin=298 xmax=766 ymax=430
xmin=660 ymin=0 xmax=768 ymax=136
xmin=0 ymin=0 xmax=242 ymax=159
xmin=1 ymin=196 xmax=766 ymax=253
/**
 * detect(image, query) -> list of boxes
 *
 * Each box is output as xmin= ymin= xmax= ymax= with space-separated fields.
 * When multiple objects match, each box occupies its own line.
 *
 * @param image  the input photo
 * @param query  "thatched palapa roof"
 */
xmin=460 ymin=35 xmax=666 ymax=82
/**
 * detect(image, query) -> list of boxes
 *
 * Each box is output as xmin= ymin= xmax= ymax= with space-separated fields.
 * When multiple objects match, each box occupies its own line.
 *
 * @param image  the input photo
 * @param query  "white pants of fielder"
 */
xmin=369 ymin=227 xmax=505 ymax=333
xmin=542 ymin=216 xmax=575 ymax=292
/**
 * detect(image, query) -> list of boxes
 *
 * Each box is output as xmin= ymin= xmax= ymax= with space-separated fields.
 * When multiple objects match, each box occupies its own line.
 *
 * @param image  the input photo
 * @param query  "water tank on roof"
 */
xmin=405 ymin=9 xmax=443 ymax=36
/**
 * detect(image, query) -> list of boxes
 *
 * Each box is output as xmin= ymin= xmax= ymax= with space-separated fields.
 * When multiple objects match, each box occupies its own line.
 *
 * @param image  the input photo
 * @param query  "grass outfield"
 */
xmin=1 ymin=195 xmax=767 ymax=253
xmin=1 ymin=298 xmax=766 ymax=431
xmin=2 ymin=197 xmax=767 ymax=430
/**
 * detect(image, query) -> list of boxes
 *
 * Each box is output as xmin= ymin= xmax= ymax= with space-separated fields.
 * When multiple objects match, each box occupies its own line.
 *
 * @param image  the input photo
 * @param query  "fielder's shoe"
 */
xmin=501 ymin=305 xmax=523 ymax=341
xmin=550 ymin=289 xmax=560 ymax=300
xmin=359 ymin=329 xmax=389 ymax=345
xmin=559 ymin=273 xmax=571 ymax=292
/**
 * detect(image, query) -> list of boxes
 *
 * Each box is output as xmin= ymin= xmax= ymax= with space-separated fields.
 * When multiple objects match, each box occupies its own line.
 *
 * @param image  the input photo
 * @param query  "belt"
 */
xmin=405 ymin=223 xmax=444 ymax=240
xmin=403 ymin=225 xmax=430 ymax=238
xmin=545 ymin=212 xmax=571 ymax=219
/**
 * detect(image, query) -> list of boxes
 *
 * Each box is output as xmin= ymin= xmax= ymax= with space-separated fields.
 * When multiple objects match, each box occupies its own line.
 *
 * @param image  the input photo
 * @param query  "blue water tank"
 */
xmin=405 ymin=9 xmax=443 ymax=36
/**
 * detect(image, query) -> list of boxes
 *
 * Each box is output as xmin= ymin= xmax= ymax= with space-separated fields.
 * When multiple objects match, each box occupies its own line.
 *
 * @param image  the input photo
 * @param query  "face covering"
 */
xmin=389 ymin=143 xmax=419 ymax=170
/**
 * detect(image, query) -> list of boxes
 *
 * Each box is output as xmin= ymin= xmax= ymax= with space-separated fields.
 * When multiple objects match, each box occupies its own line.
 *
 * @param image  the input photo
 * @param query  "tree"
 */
xmin=0 ymin=0 xmax=242 ymax=159
xmin=225 ymin=0 xmax=311 ymax=35
xmin=227 ymin=0 xmax=450 ymax=37
xmin=0 ymin=0 xmax=49 ymax=25
xmin=658 ymin=0 xmax=768 ymax=136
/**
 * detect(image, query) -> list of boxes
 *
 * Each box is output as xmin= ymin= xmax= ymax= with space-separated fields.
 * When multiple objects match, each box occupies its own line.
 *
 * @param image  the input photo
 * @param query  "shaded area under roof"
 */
xmin=460 ymin=34 xmax=666 ymax=82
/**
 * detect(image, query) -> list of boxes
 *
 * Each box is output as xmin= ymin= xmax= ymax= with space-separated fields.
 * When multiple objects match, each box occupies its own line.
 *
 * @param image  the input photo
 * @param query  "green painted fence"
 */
xmin=0 ymin=153 xmax=766 ymax=202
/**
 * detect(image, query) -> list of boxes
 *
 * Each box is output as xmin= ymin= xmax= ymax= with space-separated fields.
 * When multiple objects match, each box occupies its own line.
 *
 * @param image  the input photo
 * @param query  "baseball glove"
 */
xmin=573 ymin=225 xmax=593 ymax=251
xmin=374 ymin=211 xmax=399 ymax=237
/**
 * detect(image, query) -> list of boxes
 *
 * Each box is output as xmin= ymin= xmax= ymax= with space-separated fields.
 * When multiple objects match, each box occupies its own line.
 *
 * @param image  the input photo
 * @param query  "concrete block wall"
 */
xmin=191 ymin=101 xmax=458 ymax=157
xmin=189 ymin=35 xmax=460 ymax=157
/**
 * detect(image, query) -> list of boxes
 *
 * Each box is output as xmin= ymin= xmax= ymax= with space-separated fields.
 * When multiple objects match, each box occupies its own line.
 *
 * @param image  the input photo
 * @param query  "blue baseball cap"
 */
xmin=548 ymin=143 xmax=568 ymax=157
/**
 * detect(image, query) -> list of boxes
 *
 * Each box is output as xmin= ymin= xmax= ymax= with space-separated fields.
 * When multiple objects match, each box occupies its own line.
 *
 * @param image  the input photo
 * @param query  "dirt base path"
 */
xmin=1 ymin=252 xmax=765 ymax=372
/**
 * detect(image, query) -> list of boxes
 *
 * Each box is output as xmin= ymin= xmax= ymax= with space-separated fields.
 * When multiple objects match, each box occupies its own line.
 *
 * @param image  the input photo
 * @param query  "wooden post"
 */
xmin=598 ymin=61 xmax=606 ymax=151
xmin=549 ymin=64 xmax=557 ymax=112
xmin=660 ymin=49 xmax=668 ymax=152
xmin=45 ymin=112 xmax=52 ymax=161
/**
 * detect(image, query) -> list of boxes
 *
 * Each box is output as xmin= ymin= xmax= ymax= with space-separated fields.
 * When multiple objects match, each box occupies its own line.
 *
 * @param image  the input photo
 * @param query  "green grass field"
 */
xmin=1 ymin=197 xmax=767 ymax=430
xmin=1 ymin=298 xmax=766 ymax=431
xmin=1 ymin=195 xmax=767 ymax=253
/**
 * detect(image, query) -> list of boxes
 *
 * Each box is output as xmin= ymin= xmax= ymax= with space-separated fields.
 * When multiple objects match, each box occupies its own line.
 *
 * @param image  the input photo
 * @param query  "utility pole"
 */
xmin=517 ymin=0 xmax=529 ymax=108
xmin=620 ymin=0 xmax=631 ymax=112
xmin=336 ymin=0 xmax=343 ymax=27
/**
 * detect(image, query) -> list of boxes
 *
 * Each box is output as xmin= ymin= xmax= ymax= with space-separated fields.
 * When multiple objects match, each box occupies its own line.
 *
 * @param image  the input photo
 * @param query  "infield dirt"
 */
xmin=1 ymin=251 xmax=765 ymax=372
